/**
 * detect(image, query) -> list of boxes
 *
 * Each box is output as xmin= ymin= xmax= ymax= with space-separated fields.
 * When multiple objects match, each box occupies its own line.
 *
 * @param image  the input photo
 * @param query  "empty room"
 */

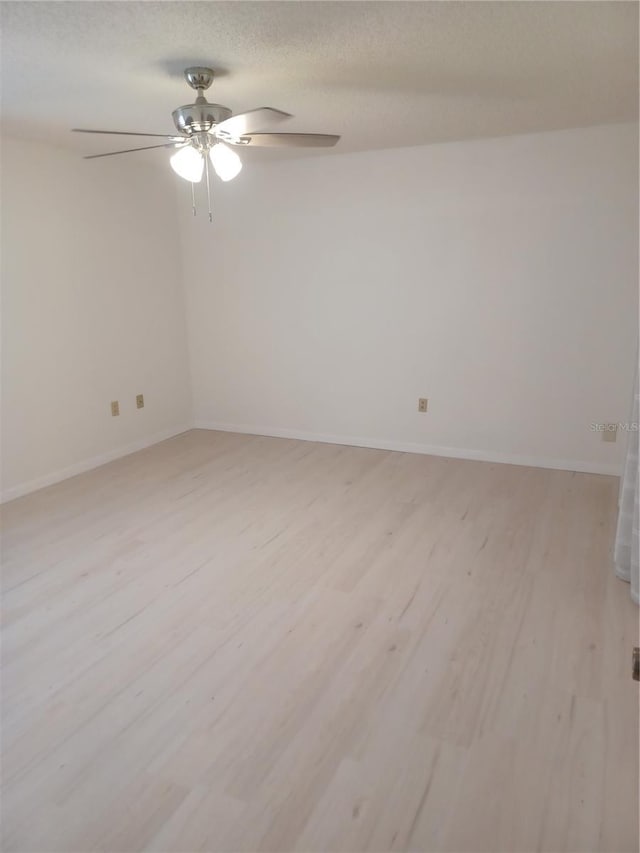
xmin=1 ymin=2 xmax=638 ymax=851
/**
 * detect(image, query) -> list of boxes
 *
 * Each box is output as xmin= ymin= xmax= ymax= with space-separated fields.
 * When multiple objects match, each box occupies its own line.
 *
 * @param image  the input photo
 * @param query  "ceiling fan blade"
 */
xmin=214 ymin=108 xmax=291 ymax=139
xmin=236 ymin=133 xmax=340 ymax=148
xmin=73 ymin=128 xmax=185 ymax=140
xmin=84 ymin=143 xmax=182 ymax=160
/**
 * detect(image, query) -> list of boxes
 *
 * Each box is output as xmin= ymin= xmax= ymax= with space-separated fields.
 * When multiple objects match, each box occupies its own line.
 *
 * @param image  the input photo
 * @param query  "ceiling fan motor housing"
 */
xmin=172 ymin=102 xmax=232 ymax=135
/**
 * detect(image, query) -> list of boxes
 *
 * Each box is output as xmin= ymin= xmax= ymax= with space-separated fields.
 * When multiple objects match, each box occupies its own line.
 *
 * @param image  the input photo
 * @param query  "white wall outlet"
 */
xmin=418 ymin=398 xmax=428 ymax=413
xmin=110 ymin=401 xmax=120 ymax=417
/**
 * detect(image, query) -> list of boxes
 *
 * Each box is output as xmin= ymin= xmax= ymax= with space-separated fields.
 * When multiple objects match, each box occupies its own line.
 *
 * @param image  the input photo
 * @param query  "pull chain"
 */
xmin=204 ymin=154 xmax=213 ymax=222
xmin=191 ymin=181 xmax=196 ymax=217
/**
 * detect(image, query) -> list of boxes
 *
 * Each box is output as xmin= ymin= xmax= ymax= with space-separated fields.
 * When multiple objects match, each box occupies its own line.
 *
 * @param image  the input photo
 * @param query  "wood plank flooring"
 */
xmin=1 ymin=429 xmax=638 ymax=852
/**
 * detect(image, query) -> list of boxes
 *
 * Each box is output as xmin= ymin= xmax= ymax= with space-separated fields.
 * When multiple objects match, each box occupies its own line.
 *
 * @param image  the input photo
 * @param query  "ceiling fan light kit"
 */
xmin=209 ymin=143 xmax=242 ymax=182
xmin=170 ymin=145 xmax=204 ymax=182
xmin=73 ymin=67 xmax=340 ymax=222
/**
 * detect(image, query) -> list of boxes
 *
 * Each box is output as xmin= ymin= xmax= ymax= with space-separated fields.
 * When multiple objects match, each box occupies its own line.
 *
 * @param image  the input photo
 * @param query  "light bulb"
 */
xmin=209 ymin=143 xmax=242 ymax=182
xmin=170 ymin=146 xmax=204 ymax=182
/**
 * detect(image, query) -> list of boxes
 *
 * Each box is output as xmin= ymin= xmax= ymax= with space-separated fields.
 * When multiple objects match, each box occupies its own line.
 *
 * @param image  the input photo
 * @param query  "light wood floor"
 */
xmin=1 ymin=429 xmax=638 ymax=853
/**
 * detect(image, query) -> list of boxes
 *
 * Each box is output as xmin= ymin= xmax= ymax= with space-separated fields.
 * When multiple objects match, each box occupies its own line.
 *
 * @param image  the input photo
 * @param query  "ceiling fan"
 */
xmin=73 ymin=66 xmax=340 ymax=221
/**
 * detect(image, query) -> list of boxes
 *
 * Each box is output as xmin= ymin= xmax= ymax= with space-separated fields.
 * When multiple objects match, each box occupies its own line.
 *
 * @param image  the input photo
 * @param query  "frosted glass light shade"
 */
xmin=170 ymin=146 xmax=204 ymax=182
xmin=209 ymin=143 xmax=242 ymax=182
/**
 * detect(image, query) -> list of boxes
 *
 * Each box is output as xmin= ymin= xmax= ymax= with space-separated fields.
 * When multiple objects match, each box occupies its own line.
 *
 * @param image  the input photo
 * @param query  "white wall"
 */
xmin=1 ymin=137 xmax=192 ymax=500
xmin=180 ymin=122 xmax=638 ymax=474
xmin=3 ymin=123 xmax=637 ymax=500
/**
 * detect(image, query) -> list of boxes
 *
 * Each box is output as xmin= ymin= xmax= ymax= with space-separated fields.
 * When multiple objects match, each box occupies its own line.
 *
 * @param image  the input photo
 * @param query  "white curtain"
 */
xmin=614 ymin=362 xmax=639 ymax=604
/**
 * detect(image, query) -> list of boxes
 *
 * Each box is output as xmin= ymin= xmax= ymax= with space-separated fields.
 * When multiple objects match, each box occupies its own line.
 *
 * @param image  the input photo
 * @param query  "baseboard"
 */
xmin=2 ymin=420 xmax=620 ymax=503
xmin=194 ymin=420 xmax=622 ymax=476
xmin=1 ymin=423 xmax=193 ymax=503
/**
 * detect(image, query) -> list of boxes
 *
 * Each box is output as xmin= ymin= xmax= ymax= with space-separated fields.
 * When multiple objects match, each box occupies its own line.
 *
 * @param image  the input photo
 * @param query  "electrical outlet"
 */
xmin=602 ymin=424 xmax=617 ymax=442
xmin=110 ymin=401 xmax=120 ymax=417
xmin=418 ymin=398 xmax=428 ymax=413
xmin=136 ymin=394 xmax=144 ymax=409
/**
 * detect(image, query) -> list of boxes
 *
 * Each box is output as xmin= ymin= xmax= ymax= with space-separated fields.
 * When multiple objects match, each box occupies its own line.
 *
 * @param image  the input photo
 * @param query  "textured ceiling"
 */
xmin=1 ymin=1 xmax=638 ymax=162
